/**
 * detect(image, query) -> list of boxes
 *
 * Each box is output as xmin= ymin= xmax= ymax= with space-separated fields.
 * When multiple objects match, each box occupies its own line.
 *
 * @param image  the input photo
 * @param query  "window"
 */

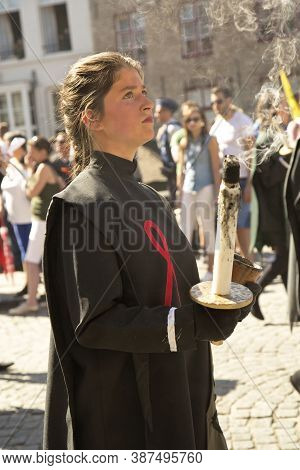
xmin=180 ymin=1 xmax=212 ymax=58
xmin=0 ymin=94 xmax=9 ymax=122
xmin=40 ymin=2 xmax=71 ymax=54
xmin=115 ymin=12 xmax=146 ymax=64
xmin=0 ymin=88 xmax=28 ymax=134
xmin=11 ymin=91 xmax=24 ymax=126
xmin=0 ymin=11 xmax=24 ymax=60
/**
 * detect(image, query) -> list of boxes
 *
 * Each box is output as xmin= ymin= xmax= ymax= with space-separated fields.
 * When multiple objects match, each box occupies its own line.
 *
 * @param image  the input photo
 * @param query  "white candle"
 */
xmin=211 ymin=156 xmax=241 ymax=295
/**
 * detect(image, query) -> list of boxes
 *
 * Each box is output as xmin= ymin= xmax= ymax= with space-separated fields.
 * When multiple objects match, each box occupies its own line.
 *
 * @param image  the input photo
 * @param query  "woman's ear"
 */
xmin=81 ymin=109 xmax=103 ymax=131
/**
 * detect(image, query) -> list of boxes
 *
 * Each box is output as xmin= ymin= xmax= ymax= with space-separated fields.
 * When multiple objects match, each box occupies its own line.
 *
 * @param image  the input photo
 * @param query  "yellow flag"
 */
xmin=279 ymin=70 xmax=300 ymax=119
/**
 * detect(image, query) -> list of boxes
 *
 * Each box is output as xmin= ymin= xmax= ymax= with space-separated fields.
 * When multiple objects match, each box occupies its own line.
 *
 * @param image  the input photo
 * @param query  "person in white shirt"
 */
xmin=1 ymin=136 xmax=32 ymax=264
xmin=210 ymin=87 xmax=254 ymax=258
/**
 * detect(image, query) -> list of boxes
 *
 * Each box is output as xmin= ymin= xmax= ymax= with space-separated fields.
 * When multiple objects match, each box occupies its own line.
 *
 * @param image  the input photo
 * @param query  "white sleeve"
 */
xmin=239 ymin=114 xmax=255 ymax=138
xmin=167 ymin=307 xmax=178 ymax=352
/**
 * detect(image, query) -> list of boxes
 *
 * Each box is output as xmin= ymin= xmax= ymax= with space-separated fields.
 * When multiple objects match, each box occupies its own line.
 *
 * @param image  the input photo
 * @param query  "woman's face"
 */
xmin=27 ymin=144 xmax=46 ymax=163
xmin=13 ymin=147 xmax=25 ymax=162
xmin=94 ymin=67 xmax=154 ymax=158
xmin=185 ymin=111 xmax=205 ymax=134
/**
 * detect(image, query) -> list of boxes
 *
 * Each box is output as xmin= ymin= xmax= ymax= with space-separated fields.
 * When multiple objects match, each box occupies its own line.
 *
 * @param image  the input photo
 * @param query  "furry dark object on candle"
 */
xmin=223 ymin=156 xmax=240 ymax=184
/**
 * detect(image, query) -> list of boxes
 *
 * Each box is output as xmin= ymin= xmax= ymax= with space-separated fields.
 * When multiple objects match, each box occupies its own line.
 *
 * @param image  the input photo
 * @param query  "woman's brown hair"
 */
xmin=59 ymin=52 xmax=143 ymax=177
xmin=28 ymin=136 xmax=52 ymax=155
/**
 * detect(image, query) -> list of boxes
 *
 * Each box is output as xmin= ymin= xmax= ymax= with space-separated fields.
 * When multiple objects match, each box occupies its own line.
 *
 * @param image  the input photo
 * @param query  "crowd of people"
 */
xmin=154 ymin=85 xmax=300 ymax=397
xmin=154 ymin=86 xmax=299 ymax=322
xmin=0 ymin=51 xmax=299 ymax=447
xmin=0 ymin=129 xmax=73 ymax=316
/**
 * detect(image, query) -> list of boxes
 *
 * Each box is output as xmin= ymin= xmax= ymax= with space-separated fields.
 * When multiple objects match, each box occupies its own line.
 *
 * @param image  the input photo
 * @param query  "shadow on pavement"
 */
xmin=0 ymin=407 xmax=43 ymax=450
xmin=0 ymin=294 xmax=22 ymax=310
xmin=215 ymin=379 xmax=238 ymax=396
xmin=263 ymin=322 xmax=291 ymax=327
xmin=0 ymin=371 xmax=47 ymax=384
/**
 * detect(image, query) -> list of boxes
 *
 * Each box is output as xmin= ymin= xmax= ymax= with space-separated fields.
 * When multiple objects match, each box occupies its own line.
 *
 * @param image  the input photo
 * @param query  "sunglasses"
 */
xmin=211 ymin=99 xmax=224 ymax=106
xmin=186 ymin=117 xmax=201 ymax=124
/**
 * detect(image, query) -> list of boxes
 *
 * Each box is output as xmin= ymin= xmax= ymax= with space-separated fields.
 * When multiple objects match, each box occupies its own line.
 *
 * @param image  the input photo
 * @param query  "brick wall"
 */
xmin=89 ymin=0 xmax=300 ymax=121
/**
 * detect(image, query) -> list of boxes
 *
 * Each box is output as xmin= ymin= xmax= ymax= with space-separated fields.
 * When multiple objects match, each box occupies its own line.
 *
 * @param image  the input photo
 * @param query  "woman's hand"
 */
xmin=194 ymin=282 xmax=261 ymax=342
xmin=239 ymin=282 xmax=262 ymax=320
xmin=194 ymin=304 xmax=241 ymax=342
xmin=176 ymin=139 xmax=186 ymax=195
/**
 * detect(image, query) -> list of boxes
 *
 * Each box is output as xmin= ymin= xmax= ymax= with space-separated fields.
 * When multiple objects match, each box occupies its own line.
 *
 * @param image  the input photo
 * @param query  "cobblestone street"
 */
xmin=213 ymin=277 xmax=300 ymax=450
xmin=0 ymin=273 xmax=48 ymax=450
xmin=0 ymin=262 xmax=299 ymax=450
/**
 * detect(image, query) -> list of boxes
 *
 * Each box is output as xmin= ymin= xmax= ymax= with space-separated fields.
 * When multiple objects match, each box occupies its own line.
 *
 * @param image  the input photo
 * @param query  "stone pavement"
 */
xmin=0 ymin=273 xmax=48 ymax=450
xmin=0 ymin=258 xmax=299 ymax=450
xmin=211 ymin=273 xmax=300 ymax=450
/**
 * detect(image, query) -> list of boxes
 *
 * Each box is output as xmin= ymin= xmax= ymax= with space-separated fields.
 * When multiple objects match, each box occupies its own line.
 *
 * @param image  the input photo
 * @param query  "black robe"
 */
xmin=285 ymin=138 xmax=300 ymax=327
xmin=43 ymin=151 xmax=227 ymax=450
xmin=253 ymin=133 xmax=288 ymax=250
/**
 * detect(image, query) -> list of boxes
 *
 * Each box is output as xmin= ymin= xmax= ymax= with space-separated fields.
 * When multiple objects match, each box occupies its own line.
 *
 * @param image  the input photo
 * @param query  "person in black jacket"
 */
xmin=43 ymin=52 xmax=259 ymax=450
xmin=155 ymin=98 xmax=181 ymax=207
xmin=251 ymin=97 xmax=290 ymax=320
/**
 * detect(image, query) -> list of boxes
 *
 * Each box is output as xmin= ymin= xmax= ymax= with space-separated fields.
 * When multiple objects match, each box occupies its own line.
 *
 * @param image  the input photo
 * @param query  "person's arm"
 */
xmin=54 ymin=204 xmax=253 ymax=354
xmin=26 ymin=164 xmax=49 ymax=198
xmin=176 ymin=137 xmax=186 ymax=191
xmin=242 ymin=151 xmax=253 ymax=204
xmin=170 ymin=130 xmax=180 ymax=163
xmin=208 ymin=136 xmax=221 ymax=195
xmin=240 ymin=118 xmax=255 ymax=203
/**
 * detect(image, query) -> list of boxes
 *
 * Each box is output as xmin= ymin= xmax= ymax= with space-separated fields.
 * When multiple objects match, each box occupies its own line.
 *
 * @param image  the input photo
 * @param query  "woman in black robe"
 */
xmin=43 ymin=52 xmax=258 ymax=450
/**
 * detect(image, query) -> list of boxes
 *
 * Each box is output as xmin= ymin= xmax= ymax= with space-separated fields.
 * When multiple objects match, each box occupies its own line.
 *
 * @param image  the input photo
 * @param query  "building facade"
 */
xmin=90 ymin=0 xmax=300 ymax=122
xmin=0 ymin=0 xmax=94 ymax=137
xmin=1 ymin=0 xmax=299 ymax=138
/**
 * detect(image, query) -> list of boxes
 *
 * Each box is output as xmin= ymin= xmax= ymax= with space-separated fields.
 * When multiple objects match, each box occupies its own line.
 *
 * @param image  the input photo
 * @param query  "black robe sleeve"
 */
xmin=60 ymin=202 xmax=197 ymax=354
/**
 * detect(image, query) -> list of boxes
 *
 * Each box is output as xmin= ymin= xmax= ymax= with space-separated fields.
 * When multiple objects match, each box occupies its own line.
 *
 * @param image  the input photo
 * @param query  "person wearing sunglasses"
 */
xmin=177 ymin=106 xmax=221 ymax=280
xmin=210 ymin=87 xmax=255 ymax=259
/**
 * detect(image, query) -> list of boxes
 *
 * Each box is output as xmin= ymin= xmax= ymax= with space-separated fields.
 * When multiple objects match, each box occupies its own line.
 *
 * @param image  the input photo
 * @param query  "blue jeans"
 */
xmin=12 ymin=223 xmax=32 ymax=261
xmin=238 ymin=178 xmax=250 ymax=229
